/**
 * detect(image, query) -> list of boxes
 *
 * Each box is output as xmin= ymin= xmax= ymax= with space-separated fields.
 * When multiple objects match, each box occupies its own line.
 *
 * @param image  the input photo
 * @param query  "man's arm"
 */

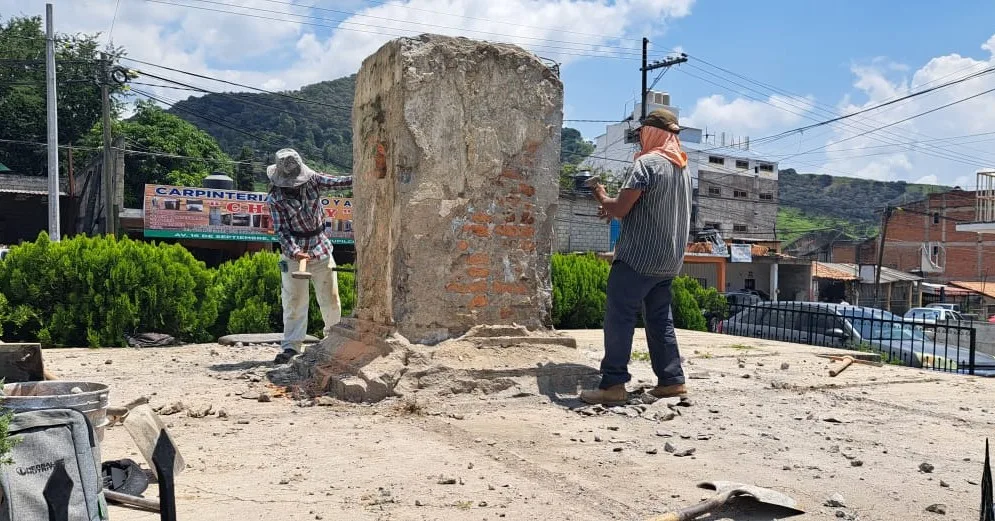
xmin=268 ymin=199 xmax=302 ymax=258
xmin=594 ymin=187 xmax=642 ymax=219
xmin=313 ymin=173 xmax=353 ymax=190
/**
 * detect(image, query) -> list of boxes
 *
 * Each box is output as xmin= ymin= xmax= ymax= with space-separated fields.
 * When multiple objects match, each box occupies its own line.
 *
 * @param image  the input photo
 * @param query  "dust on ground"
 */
xmin=45 ymin=329 xmax=995 ymax=521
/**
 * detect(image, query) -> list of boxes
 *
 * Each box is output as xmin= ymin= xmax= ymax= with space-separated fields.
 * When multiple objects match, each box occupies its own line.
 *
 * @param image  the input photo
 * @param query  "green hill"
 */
xmin=777 ymin=168 xmax=950 ymax=243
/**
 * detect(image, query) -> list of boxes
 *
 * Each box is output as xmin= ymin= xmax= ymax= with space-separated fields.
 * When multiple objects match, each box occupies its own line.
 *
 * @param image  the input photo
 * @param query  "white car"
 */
xmin=904 ymin=307 xmax=966 ymax=324
xmin=927 ymin=303 xmax=961 ymax=312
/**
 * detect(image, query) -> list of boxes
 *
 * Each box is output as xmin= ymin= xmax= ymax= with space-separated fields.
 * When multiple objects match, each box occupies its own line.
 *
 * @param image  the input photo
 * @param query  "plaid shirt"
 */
xmin=267 ymin=173 xmax=352 ymax=259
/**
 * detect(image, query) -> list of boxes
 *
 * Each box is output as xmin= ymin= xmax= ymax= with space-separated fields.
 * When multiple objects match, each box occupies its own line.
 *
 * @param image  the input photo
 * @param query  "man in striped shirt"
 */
xmin=580 ymin=109 xmax=693 ymax=406
xmin=267 ymin=148 xmax=353 ymax=364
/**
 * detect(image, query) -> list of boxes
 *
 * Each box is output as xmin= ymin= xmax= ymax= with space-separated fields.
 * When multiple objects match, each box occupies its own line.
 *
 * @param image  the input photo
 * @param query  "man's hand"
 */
xmin=597 ymin=205 xmax=612 ymax=222
xmin=293 ymin=252 xmax=309 ymax=260
xmin=592 ymin=183 xmax=608 ymax=203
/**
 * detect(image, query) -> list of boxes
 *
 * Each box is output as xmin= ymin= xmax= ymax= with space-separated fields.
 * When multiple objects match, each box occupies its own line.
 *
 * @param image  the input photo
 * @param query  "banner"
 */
xmin=729 ymin=243 xmax=752 ymax=263
xmin=143 ymin=184 xmax=354 ymax=244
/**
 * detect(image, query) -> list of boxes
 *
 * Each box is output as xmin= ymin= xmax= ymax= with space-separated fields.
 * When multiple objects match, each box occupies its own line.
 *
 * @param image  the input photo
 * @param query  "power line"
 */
xmin=141 ymin=0 xmax=653 ymax=62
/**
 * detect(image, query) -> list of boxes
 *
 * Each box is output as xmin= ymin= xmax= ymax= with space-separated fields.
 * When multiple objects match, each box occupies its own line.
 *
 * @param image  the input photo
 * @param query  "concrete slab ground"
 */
xmin=41 ymin=329 xmax=995 ymax=520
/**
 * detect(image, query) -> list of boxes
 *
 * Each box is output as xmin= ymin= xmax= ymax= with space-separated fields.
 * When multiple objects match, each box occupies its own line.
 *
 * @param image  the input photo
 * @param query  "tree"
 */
xmin=81 ymin=101 xmax=233 ymax=206
xmin=0 ymin=15 xmax=126 ymax=175
xmin=235 ymin=146 xmax=254 ymax=191
xmin=560 ymin=127 xmax=595 ymax=165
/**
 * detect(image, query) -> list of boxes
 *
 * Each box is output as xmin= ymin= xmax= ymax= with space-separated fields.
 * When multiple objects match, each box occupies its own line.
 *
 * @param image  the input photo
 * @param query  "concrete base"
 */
xmin=294 ymin=318 xmax=596 ymax=403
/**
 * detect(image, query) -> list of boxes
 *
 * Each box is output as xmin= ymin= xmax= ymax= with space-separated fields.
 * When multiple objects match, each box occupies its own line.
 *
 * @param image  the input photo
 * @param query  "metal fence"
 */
xmin=715 ymin=302 xmax=993 ymax=376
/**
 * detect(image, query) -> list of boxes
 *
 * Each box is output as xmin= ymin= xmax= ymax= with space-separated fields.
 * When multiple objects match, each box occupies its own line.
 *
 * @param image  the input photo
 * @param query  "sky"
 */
xmin=3 ymin=0 xmax=995 ymax=187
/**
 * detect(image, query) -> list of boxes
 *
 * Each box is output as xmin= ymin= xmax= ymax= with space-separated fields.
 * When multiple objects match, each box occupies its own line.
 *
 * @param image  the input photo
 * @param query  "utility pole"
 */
xmin=101 ymin=51 xmax=114 ymax=235
xmin=639 ymin=38 xmax=687 ymax=121
xmin=45 ymin=3 xmax=60 ymax=241
xmin=874 ymin=206 xmax=894 ymax=307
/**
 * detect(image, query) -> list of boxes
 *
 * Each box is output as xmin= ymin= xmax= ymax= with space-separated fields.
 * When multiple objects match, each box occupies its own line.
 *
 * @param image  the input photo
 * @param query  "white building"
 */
xmin=581 ymin=91 xmax=780 ymax=241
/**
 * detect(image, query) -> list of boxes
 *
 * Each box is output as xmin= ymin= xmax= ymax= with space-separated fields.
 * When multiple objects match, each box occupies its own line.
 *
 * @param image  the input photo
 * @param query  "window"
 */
xmin=932 ymin=245 xmax=940 ymax=256
xmin=759 ymin=192 xmax=774 ymax=201
xmin=933 ymin=212 xmax=940 ymax=224
xmin=696 ymin=277 xmax=708 ymax=288
xmin=733 ymin=224 xmax=749 ymax=233
xmin=758 ymin=163 xmax=774 ymax=172
xmin=708 ymin=186 xmax=721 ymax=196
xmin=734 ymin=190 xmax=748 ymax=198
xmin=708 ymin=156 xmax=725 ymax=165
xmin=735 ymin=160 xmax=749 ymax=169
xmin=744 ymin=278 xmax=756 ymax=290
xmin=705 ymin=222 xmax=721 ymax=230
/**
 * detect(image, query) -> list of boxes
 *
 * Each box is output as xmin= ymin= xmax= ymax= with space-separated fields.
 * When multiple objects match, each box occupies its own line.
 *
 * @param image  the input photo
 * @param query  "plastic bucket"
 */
xmin=1 ymin=381 xmax=110 ymax=442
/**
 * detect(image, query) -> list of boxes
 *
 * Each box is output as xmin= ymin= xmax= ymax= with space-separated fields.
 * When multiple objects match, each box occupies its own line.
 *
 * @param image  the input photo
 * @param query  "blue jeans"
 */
xmin=600 ymin=261 xmax=685 ymax=389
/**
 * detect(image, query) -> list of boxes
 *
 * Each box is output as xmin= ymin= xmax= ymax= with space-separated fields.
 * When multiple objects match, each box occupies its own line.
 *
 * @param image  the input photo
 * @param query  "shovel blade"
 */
xmin=698 ymin=481 xmax=804 ymax=515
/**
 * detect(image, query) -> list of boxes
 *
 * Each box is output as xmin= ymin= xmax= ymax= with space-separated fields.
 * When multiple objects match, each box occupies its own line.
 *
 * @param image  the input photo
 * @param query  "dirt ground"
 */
xmin=44 ymin=329 xmax=995 ymax=521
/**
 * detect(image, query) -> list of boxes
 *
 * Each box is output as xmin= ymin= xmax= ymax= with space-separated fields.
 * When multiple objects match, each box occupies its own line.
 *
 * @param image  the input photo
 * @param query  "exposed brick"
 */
xmin=446 ymin=280 xmax=488 ymax=294
xmin=467 ymin=267 xmax=490 ymax=278
xmin=520 ymin=210 xmax=535 ymax=224
xmin=471 ymin=212 xmax=492 ymax=224
xmin=500 ymin=307 xmax=513 ymax=319
xmin=493 ymin=281 xmax=528 ymax=294
xmin=519 ymin=183 xmax=536 ymax=197
xmin=467 ymin=253 xmax=490 ymax=265
xmin=494 ymin=224 xmax=535 ymax=238
xmin=520 ymin=239 xmax=536 ymax=252
xmin=462 ymin=223 xmax=490 ymax=237
xmin=469 ymin=295 xmax=488 ymax=308
xmin=501 ymin=168 xmax=523 ymax=180
xmin=456 ymin=240 xmax=469 ymax=251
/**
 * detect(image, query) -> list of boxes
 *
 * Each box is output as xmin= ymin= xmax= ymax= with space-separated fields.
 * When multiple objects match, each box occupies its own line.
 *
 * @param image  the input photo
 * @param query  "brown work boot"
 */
xmin=648 ymin=384 xmax=687 ymax=399
xmin=579 ymin=384 xmax=629 ymax=406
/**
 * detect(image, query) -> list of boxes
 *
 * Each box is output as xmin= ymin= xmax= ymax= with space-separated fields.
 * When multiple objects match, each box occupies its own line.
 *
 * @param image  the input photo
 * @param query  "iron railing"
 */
xmin=716 ymin=302 xmax=992 ymax=376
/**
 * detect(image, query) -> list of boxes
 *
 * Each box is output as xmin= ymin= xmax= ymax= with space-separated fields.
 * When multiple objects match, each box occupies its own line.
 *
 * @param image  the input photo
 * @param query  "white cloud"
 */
xmin=684 ymin=93 xmax=816 ymax=136
xmin=1 ymin=0 xmax=695 ymax=106
xmin=814 ymin=36 xmax=995 ymax=186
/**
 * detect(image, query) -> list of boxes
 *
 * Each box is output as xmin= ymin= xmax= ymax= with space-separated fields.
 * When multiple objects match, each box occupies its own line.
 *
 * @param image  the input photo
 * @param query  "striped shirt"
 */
xmin=612 ymin=153 xmax=692 ymax=277
xmin=268 ymin=173 xmax=352 ymax=259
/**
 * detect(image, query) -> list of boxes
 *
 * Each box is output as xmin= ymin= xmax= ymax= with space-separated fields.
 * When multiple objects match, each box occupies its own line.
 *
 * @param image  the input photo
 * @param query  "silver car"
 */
xmin=719 ymin=301 xmax=995 ymax=376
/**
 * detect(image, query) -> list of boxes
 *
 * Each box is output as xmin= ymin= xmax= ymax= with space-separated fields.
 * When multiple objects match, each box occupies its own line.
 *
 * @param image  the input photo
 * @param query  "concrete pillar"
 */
xmin=351 ymin=35 xmax=563 ymax=344
xmin=769 ymin=262 xmax=779 ymax=302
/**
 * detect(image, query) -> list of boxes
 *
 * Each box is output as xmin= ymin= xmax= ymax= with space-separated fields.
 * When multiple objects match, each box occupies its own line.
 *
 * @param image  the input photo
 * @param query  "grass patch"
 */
xmin=631 ymin=351 xmax=651 ymax=362
xmin=730 ymin=344 xmax=754 ymax=351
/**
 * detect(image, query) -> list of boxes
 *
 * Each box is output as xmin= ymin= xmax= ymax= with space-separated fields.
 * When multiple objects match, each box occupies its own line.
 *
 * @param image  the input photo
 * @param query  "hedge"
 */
xmin=0 ymin=234 xmax=717 ymax=346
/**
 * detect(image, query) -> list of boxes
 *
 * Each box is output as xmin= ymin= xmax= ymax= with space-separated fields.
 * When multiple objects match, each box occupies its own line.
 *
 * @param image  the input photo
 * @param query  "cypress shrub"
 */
xmin=671 ymin=276 xmax=708 ymax=332
xmin=0 ymin=232 xmax=217 ymax=346
xmin=551 ymin=253 xmax=610 ymax=329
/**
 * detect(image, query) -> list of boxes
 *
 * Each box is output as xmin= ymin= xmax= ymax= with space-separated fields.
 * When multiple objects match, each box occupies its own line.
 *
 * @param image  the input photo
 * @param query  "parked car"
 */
xmin=0 ymin=246 xmax=8 ymax=261
xmin=722 ymin=291 xmax=765 ymax=317
xmin=719 ymin=301 xmax=995 ymax=376
xmin=904 ymin=307 xmax=967 ymax=324
xmin=927 ymin=302 xmax=961 ymax=312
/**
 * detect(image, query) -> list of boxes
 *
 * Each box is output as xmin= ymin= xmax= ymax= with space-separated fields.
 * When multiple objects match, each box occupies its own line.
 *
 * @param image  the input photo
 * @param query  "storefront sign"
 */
xmin=143 ymin=184 xmax=354 ymax=244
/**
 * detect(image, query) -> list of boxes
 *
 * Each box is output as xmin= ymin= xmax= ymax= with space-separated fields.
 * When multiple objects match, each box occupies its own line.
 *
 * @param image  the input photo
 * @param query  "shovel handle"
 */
xmin=646 ymin=492 xmax=732 ymax=521
xmin=298 ymin=257 xmax=308 ymax=273
xmin=104 ymin=490 xmax=160 ymax=512
xmin=829 ymin=356 xmax=855 ymax=377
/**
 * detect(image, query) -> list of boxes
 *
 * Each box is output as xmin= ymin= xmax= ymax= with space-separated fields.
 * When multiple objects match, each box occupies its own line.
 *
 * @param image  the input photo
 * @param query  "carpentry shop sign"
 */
xmin=142 ymin=184 xmax=354 ymax=244
xmin=729 ymin=244 xmax=752 ymax=263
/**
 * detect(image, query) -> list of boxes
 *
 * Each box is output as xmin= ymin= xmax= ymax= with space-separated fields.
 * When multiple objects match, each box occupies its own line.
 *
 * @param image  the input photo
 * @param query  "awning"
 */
xmin=948 ymin=281 xmax=995 ymax=299
xmin=921 ymin=282 xmax=975 ymax=296
xmin=813 ymin=262 xmax=858 ymax=281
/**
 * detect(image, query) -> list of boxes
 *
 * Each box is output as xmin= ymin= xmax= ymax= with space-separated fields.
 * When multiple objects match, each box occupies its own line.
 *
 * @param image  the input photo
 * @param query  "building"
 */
xmin=811 ymin=261 xmax=922 ymax=313
xmin=555 ymin=188 xmax=610 ymax=253
xmin=0 ymin=173 xmax=72 ymax=245
xmin=836 ymin=189 xmax=995 ymax=283
xmin=582 ymin=91 xmax=779 ymax=241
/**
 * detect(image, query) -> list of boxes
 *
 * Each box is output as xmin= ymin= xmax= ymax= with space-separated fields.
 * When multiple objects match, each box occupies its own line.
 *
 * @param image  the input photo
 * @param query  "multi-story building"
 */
xmin=582 ymin=91 xmax=779 ymax=241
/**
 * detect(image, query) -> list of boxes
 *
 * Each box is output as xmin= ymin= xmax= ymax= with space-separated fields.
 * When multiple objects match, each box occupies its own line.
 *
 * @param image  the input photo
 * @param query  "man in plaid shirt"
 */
xmin=266 ymin=148 xmax=352 ymax=364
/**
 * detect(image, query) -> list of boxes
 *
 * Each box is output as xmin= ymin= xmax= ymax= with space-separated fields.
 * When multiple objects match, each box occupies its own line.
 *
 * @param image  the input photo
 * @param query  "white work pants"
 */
xmin=281 ymin=255 xmax=341 ymax=352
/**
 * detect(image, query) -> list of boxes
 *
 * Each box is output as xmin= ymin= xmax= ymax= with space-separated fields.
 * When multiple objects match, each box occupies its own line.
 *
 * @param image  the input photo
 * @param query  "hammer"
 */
xmin=292 ymin=258 xmax=312 ymax=280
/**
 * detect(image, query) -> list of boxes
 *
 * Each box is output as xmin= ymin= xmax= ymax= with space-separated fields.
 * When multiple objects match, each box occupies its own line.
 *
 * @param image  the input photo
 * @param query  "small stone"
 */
xmin=415 ymin=500 xmax=424 ymax=506
xmin=612 ymin=447 xmax=623 ymax=452
xmin=257 ymin=393 xmax=272 ymax=403
xmin=217 ymin=409 xmax=229 ymax=419
xmin=607 ymin=426 xmax=620 ymax=431
xmin=279 ymin=478 xmax=289 ymax=485
xmin=658 ymin=412 xmax=677 ymax=422
xmin=594 ymin=436 xmax=603 ymax=442
xmin=664 ymin=442 xmax=677 ymax=453
xmin=655 ymin=430 xmax=672 ymax=438
xmin=236 ymin=419 xmax=250 ymax=425
xmin=241 ymin=392 xmax=260 ymax=400
xmin=940 ymin=480 xmax=949 ymax=488
xmin=782 ymin=466 xmax=791 ymax=471
xmin=186 ymin=404 xmax=213 ymax=418
xmin=105 ymin=360 xmax=113 ymax=365
xmin=738 ymin=363 xmax=746 ymax=369
xmin=437 ymin=477 xmax=457 ymax=485
xmin=315 ymin=396 xmax=337 ymax=406
xmin=159 ymin=401 xmax=185 ymax=416
xmin=478 ymin=501 xmax=488 ymax=507
xmin=646 ymin=448 xmax=658 ymax=455
xmin=467 ymin=462 xmax=474 ymax=469
xmin=673 ymin=448 xmax=696 ymax=457
xmin=781 ymin=362 xmax=790 ymax=370
xmin=708 ymin=408 xmax=720 ymax=414
xmin=235 ymin=342 xmax=244 ymax=348
xmin=850 ymin=460 xmax=864 ymax=467
xmin=835 ymin=511 xmax=846 ymax=518
xmin=920 ymin=462 xmax=935 ymax=473
xmin=825 ymin=493 xmax=846 ymax=507
xmin=741 ymin=374 xmax=751 ymax=379
xmin=925 ymin=503 xmax=947 ymax=515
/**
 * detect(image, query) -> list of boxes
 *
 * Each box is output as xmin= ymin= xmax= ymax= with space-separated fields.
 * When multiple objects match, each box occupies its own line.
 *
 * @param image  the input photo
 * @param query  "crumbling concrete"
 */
xmin=351 ymin=34 xmax=563 ymax=344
